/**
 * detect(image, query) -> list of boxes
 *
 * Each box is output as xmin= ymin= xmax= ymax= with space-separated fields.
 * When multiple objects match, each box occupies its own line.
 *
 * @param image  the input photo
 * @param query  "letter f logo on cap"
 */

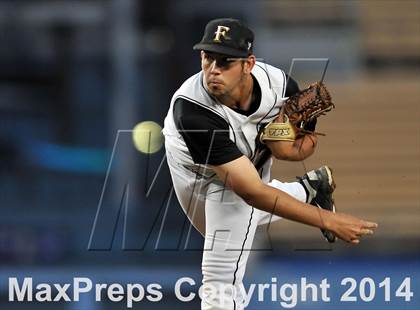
xmin=213 ymin=26 xmax=230 ymax=43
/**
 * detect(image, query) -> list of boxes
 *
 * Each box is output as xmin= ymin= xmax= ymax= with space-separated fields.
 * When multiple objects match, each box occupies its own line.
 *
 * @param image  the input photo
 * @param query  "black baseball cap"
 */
xmin=193 ymin=18 xmax=254 ymax=57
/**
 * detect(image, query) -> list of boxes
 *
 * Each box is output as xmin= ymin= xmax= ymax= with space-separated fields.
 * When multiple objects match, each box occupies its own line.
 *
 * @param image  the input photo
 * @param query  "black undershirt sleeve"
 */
xmin=173 ymin=98 xmax=243 ymax=165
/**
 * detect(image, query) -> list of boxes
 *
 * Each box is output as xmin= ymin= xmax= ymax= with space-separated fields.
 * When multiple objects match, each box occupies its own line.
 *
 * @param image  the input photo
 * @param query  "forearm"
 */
xmin=214 ymin=156 xmax=330 ymax=229
xmin=289 ymin=136 xmax=316 ymax=161
xmin=268 ymin=134 xmax=317 ymax=161
xmin=245 ymin=183 xmax=332 ymax=230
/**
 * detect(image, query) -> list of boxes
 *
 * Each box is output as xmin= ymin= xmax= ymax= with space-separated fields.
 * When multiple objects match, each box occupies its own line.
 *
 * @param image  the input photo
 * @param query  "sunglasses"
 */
xmin=202 ymin=52 xmax=242 ymax=69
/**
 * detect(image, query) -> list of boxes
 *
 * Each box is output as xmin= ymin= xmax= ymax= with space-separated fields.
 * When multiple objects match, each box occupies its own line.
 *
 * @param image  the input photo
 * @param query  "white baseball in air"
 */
xmin=132 ymin=121 xmax=163 ymax=154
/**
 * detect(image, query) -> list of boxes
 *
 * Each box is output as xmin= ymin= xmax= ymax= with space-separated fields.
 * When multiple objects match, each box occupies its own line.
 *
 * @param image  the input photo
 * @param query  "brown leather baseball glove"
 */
xmin=259 ymin=81 xmax=334 ymax=143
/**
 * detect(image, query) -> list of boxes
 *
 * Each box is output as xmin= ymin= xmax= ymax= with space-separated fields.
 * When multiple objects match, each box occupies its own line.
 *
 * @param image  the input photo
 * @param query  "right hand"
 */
xmin=326 ymin=212 xmax=378 ymax=244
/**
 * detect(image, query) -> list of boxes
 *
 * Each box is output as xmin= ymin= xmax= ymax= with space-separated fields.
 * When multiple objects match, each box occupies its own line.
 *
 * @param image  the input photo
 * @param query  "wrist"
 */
xmin=319 ymin=208 xmax=335 ymax=230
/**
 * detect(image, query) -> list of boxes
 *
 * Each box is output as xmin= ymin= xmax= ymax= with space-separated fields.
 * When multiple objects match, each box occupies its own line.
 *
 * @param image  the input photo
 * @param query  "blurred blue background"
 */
xmin=0 ymin=0 xmax=419 ymax=309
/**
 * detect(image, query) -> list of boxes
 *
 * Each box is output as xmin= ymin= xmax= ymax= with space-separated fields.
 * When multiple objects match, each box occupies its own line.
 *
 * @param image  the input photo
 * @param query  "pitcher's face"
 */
xmin=201 ymin=51 xmax=246 ymax=98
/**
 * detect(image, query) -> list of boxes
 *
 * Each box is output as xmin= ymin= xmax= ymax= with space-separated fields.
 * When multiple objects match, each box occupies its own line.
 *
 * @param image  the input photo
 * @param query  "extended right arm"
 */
xmin=211 ymin=155 xmax=378 ymax=244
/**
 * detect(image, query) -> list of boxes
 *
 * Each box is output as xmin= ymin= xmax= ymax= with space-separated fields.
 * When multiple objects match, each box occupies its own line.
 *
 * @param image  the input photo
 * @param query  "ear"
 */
xmin=243 ymin=55 xmax=256 ymax=74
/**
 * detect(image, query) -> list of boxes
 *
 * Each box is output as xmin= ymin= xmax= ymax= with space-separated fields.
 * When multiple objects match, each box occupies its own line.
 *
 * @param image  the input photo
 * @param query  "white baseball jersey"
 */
xmin=163 ymin=62 xmax=307 ymax=310
xmin=163 ymin=62 xmax=288 ymax=233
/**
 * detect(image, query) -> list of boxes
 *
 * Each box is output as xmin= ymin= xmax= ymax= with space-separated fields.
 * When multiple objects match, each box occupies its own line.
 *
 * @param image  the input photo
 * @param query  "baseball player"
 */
xmin=163 ymin=18 xmax=377 ymax=310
